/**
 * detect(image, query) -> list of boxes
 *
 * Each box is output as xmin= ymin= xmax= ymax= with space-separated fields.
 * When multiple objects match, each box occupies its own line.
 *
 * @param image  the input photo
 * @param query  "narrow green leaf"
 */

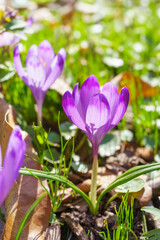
xmin=19 ymin=168 xmax=94 ymax=213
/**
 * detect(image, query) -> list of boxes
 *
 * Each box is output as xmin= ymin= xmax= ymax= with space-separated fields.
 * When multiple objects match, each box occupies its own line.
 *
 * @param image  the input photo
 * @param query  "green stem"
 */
xmin=104 ymin=193 xmax=121 ymax=210
xmin=89 ymin=144 xmax=99 ymax=215
xmin=90 ymin=155 xmax=98 ymax=214
xmin=37 ymin=102 xmax=42 ymax=126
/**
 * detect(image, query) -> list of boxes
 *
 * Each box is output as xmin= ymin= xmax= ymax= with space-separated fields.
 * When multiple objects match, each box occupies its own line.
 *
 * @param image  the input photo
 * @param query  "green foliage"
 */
xmin=99 ymin=193 xmax=137 ymax=240
xmin=115 ymin=178 xmax=145 ymax=193
xmin=20 ymin=162 xmax=160 ymax=215
xmin=141 ymin=206 xmax=160 ymax=221
xmin=141 ymin=229 xmax=160 ymax=240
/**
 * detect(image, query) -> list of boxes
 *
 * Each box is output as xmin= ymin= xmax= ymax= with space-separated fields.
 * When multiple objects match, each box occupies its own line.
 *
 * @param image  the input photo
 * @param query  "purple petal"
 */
xmin=72 ymin=83 xmax=80 ymax=108
xmin=85 ymin=93 xmax=110 ymax=144
xmin=109 ymin=87 xmax=129 ymax=130
xmin=0 ymin=147 xmax=2 ymax=167
xmin=26 ymin=44 xmax=38 ymax=64
xmin=27 ymin=55 xmax=46 ymax=89
xmin=93 ymin=121 xmax=111 ymax=147
xmin=0 ymin=32 xmax=18 ymax=47
xmin=26 ymin=17 xmax=33 ymax=28
xmin=80 ymin=75 xmax=100 ymax=121
xmin=42 ymin=48 xmax=66 ymax=92
xmin=38 ymin=40 xmax=55 ymax=77
xmin=0 ymin=126 xmax=26 ymax=206
xmin=102 ymin=82 xmax=119 ymax=121
xmin=62 ymin=91 xmax=85 ymax=131
xmin=13 ymin=45 xmax=26 ymax=78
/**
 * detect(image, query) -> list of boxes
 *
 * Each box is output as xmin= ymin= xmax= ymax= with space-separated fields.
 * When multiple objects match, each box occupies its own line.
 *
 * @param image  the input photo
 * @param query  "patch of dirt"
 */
xmin=59 ymin=196 xmax=143 ymax=240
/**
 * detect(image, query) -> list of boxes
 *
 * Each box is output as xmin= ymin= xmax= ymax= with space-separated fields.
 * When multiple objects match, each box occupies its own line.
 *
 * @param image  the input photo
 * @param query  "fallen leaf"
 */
xmin=0 ymin=98 xmax=51 ymax=239
xmin=50 ymin=77 xmax=72 ymax=96
xmin=111 ymin=72 xmax=157 ymax=102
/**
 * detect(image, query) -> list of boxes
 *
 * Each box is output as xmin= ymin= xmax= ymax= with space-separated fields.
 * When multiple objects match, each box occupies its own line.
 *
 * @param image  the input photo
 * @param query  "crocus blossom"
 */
xmin=62 ymin=74 xmax=129 ymax=156
xmin=0 ymin=17 xmax=33 ymax=47
xmin=62 ymin=74 xmax=129 ymax=212
xmin=0 ymin=126 xmax=26 ymax=206
xmin=13 ymin=40 xmax=66 ymax=124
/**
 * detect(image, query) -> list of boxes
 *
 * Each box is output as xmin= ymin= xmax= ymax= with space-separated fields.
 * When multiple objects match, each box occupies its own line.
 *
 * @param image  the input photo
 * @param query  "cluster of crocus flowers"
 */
xmin=13 ymin=40 xmax=66 ymax=125
xmin=0 ymin=126 xmax=26 ymax=206
xmin=62 ymin=75 xmax=129 ymax=211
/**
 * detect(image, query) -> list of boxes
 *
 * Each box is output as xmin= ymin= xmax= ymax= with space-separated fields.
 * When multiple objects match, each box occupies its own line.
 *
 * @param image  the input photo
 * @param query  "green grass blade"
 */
xmin=19 ymin=168 xmax=94 ymax=213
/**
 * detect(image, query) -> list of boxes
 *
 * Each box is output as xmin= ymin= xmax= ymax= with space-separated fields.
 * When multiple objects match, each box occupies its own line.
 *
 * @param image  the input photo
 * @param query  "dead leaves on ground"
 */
xmin=111 ymin=72 xmax=158 ymax=102
xmin=0 ymin=98 xmax=51 ymax=240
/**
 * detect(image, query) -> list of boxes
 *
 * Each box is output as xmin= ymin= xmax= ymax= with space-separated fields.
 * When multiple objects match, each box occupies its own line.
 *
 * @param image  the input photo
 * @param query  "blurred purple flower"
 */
xmin=13 ymin=40 xmax=66 ymax=124
xmin=0 ymin=17 xmax=33 ymax=47
xmin=0 ymin=126 xmax=26 ymax=206
xmin=62 ymin=75 xmax=129 ymax=156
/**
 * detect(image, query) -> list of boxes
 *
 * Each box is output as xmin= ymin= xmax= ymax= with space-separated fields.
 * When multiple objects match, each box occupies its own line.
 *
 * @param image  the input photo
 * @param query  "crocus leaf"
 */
xmin=98 ymin=132 xmax=120 ymax=157
xmin=115 ymin=178 xmax=145 ymax=193
xmin=19 ymin=162 xmax=160 ymax=215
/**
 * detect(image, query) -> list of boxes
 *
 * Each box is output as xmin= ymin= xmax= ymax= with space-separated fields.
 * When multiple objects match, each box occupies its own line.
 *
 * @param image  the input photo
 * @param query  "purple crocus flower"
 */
xmin=0 ymin=17 xmax=33 ymax=47
xmin=62 ymin=75 xmax=129 ymax=210
xmin=13 ymin=40 xmax=66 ymax=125
xmin=0 ymin=126 xmax=26 ymax=206
xmin=62 ymin=74 xmax=129 ymax=156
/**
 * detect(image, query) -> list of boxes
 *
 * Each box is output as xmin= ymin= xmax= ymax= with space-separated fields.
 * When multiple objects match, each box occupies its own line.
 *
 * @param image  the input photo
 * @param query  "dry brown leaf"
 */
xmin=56 ymin=171 xmax=117 ymax=204
xmin=0 ymin=98 xmax=51 ymax=240
xmin=111 ymin=72 xmax=157 ymax=102
xmin=50 ymin=76 xmax=72 ymax=95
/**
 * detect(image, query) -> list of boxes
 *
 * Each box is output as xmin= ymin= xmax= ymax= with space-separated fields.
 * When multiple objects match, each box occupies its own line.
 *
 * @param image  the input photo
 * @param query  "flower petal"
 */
xmin=109 ymin=87 xmax=129 ymax=130
xmin=102 ymin=82 xmax=119 ymax=121
xmin=27 ymin=55 xmax=46 ymax=89
xmin=80 ymin=75 xmax=100 ymax=121
xmin=13 ymin=45 xmax=26 ymax=78
xmin=85 ymin=93 xmax=110 ymax=144
xmin=62 ymin=91 xmax=85 ymax=131
xmin=38 ymin=40 xmax=55 ymax=77
xmin=0 ymin=32 xmax=18 ymax=47
xmin=26 ymin=17 xmax=33 ymax=28
xmin=72 ymin=83 xmax=80 ymax=108
xmin=0 ymin=126 xmax=26 ymax=206
xmin=43 ymin=48 xmax=66 ymax=92
xmin=26 ymin=44 xmax=38 ymax=64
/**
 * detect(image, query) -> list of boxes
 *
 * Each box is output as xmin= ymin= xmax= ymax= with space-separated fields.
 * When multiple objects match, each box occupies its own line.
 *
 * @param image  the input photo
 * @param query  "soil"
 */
xmin=55 ymin=143 xmax=158 ymax=240
xmin=58 ymin=196 xmax=143 ymax=240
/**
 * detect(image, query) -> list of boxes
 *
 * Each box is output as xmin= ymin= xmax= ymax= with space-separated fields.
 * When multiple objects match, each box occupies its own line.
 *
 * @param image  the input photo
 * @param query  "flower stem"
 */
xmin=89 ymin=145 xmax=98 ymax=215
xmin=37 ymin=102 xmax=42 ymax=126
